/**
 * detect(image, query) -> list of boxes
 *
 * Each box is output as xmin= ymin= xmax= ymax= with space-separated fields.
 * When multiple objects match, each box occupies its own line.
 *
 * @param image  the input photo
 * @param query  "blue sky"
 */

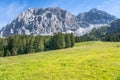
xmin=0 ymin=0 xmax=120 ymax=28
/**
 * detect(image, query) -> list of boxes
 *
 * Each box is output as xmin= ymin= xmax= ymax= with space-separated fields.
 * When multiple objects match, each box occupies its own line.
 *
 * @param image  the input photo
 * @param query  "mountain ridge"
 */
xmin=107 ymin=19 xmax=120 ymax=34
xmin=0 ymin=7 xmax=117 ymax=37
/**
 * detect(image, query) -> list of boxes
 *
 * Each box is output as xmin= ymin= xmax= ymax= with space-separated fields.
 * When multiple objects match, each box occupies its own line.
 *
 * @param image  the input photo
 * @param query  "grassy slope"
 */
xmin=0 ymin=41 xmax=120 ymax=80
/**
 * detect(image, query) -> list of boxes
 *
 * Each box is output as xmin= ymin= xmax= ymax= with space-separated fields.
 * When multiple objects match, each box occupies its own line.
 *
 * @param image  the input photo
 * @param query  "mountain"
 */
xmin=0 ymin=8 xmax=117 ymax=37
xmin=107 ymin=19 xmax=120 ymax=34
xmin=77 ymin=8 xmax=117 ymax=24
xmin=0 ymin=7 xmax=80 ymax=37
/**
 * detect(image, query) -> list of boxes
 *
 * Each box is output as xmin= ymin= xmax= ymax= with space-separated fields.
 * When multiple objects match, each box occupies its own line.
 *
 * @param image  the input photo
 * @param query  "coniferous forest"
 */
xmin=1 ymin=30 xmax=120 ymax=57
xmin=0 ymin=33 xmax=75 ymax=57
xmin=75 ymin=26 xmax=120 ymax=43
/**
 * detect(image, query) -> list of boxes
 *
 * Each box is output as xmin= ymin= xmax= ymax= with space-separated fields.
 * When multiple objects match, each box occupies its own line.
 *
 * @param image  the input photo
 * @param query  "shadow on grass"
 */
xmin=116 ymin=76 xmax=120 ymax=80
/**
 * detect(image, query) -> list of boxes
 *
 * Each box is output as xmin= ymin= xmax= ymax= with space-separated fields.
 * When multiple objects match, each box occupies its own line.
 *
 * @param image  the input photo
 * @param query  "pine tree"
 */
xmin=65 ymin=34 xmax=71 ymax=48
xmin=70 ymin=33 xmax=75 ymax=47
xmin=50 ymin=33 xmax=65 ymax=49
xmin=34 ymin=35 xmax=44 ymax=52
xmin=7 ymin=36 xmax=18 ymax=56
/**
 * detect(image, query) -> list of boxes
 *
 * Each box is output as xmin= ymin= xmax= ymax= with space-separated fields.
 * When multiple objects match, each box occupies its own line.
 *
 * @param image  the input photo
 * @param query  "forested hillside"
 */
xmin=0 ymin=33 xmax=75 ymax=57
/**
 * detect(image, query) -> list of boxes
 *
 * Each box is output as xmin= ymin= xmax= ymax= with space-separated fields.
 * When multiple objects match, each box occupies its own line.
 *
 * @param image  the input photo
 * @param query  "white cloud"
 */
xmin=0 ymin=1 xmax=27 ymax=28
xmin=97 ymin=0 xmax=120 ymax=18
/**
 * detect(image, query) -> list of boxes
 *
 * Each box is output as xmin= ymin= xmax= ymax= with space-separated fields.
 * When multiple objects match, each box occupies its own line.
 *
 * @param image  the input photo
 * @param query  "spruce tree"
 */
xmin=70 ymin=33 xmax=75 ymax=47
xmin=65 ymin=34 xmax=71 ymax=48
xmin=51 ymin=33 xmax=65 ymax=49
xmin=7 ymin=36 xmax=18 ymax=56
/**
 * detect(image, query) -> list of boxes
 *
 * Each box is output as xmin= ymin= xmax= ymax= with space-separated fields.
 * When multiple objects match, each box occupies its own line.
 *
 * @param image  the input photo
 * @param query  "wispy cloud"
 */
xmin=0 ymin=1 xmax=27 ymax=28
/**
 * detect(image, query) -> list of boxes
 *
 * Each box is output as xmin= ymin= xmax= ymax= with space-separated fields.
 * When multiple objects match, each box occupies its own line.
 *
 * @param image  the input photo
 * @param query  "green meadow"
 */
xmin=0 ymin=41 xmax=120 ymax=80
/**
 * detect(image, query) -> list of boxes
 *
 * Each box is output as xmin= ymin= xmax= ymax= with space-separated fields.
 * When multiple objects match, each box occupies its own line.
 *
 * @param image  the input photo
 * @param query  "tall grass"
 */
xmin=0 ymin=41 xmax=120 ymax=80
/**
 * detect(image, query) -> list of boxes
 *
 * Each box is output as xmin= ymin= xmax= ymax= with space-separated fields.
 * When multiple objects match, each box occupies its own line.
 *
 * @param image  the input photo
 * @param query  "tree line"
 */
xmin=75 ymin=33 xmax=120 ymax=43
xmin=1 ymin=28 xmax=120 ymax=57
xmin=75 ymin=26 xmax=120 ymax=42
xmin=0 ymin=33 xmax=75 ymax=57
xmin=101 ymin=33 xmax=120 ymax=42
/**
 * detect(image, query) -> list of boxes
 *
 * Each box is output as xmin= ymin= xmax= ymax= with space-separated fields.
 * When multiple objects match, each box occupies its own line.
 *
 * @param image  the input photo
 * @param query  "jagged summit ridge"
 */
xmin=77 ymin=8 xmax=117 ymax=24
xmin=0 ymin=7 xmax=117 ymax=37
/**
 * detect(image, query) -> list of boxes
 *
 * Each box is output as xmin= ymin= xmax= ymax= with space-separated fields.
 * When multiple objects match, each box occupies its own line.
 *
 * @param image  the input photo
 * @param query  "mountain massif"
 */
xmin=0 ymin=7 xmax=117 ymax=37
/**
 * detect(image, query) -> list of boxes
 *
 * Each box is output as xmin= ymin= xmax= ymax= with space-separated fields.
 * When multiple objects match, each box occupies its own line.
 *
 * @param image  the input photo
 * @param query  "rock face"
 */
xmin=77 ymin=8 xmax=117 ymax=24
xmin=0 ymin=7 xmax=117 ymax=37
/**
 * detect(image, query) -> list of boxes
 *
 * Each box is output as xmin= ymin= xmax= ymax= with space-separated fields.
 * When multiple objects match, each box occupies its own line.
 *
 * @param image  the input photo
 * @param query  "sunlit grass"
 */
xmin=0 ymin=41 xmax=120 ymax=80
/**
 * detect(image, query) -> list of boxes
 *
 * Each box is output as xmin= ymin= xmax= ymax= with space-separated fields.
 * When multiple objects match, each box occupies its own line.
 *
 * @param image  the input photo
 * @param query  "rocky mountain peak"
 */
xmin=77 ymin=8 xmax=117 ymax=24
xmin=89 ymin=8 xmax=99 ymax=13
xmin=0 ymin=8 xmax=117 ymax=37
